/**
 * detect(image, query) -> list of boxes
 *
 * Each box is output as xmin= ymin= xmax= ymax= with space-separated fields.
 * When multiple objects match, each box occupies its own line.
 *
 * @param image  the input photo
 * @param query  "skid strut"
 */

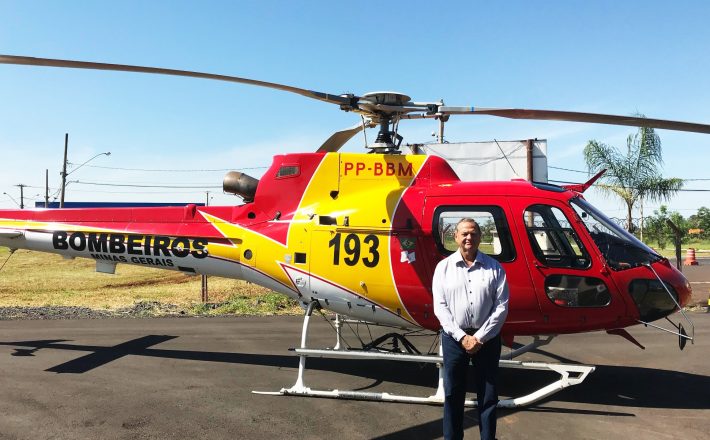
xmin=254 ymin=306 xmax=595 ymax=408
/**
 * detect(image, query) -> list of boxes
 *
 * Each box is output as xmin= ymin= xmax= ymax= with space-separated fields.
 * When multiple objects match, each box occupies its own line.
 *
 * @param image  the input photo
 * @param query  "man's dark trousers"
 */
xmin=442 ymin=331 xmax=502 ymax=440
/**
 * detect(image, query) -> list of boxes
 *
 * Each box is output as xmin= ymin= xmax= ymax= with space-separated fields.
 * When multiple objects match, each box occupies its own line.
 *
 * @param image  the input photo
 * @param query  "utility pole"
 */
xmin=60 ymin=133 xmax=68 ymax=208
xmin=201 ymin=191 xmax=210 ymax=303
xmin=15 ymin=184 xmax=26 ymax=209
xmin=45 ymin=169 xmax=49 ymax=208
xmin=526 ymin=139 xmax=534 ymax=182
xmin=667 ymin=219 xmax=683 ymax=272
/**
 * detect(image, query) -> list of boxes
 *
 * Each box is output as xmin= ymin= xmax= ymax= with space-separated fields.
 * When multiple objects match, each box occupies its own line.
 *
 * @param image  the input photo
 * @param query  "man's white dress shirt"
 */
xmin=433 ymin=250 xmax=509 ymax=343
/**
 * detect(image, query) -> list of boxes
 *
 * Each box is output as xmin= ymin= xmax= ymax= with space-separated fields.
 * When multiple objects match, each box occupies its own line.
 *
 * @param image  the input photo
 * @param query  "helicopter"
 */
xmin=0 ymin=55 xmax=707 ymax=408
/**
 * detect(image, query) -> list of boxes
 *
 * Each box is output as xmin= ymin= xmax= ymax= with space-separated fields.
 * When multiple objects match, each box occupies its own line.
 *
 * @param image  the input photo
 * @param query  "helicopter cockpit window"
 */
xmin=523 ymin=205 xmax=590 ymax=269
xmin=570 ymin=197 xmax=662 ymax=270
xmin=545 ymin=275 xmax=611 ymax=307
xmin=276 ymin=165 xmax=300 ymax=178
xmin=434 ymin=206 xmax=515 ymax=263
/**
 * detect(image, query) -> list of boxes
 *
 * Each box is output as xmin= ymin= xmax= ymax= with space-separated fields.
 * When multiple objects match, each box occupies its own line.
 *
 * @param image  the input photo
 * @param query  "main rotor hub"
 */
xmin=358 ymin=92 xmax=411 ymax=154
xmin=361 ymin=91 xmax=411 ymax=107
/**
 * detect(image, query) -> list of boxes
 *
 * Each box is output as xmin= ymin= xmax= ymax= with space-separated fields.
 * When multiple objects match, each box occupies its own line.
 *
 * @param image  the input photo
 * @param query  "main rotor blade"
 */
xmin=0 ymin=54 xmax=351 ymax=106
xmin=316 ymin=120 xmax=375 ymax=153
xmin=438 ymin=107 xmax=710 ymax=134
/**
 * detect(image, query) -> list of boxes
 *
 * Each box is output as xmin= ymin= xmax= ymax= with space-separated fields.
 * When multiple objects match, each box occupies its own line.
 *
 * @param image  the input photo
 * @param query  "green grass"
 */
xmin=644 ymin=238 xmax=710 ymax=258
xmin=0 ymin=248 xmax=301 ymax=315
xmin=192 ymin=292 xmax=300 ymax=316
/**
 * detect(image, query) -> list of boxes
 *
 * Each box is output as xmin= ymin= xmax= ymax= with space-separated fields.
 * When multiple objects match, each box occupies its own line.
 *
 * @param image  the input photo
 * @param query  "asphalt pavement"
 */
xmin=1 ymin=311 xmax=708 ymax=440
xmin=681 ymin=258 xmax=710 ymax=307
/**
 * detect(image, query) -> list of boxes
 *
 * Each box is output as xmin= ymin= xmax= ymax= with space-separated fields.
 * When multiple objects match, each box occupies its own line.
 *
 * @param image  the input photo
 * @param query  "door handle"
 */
xmin=534 ymin=261 xmax=547 ymax=270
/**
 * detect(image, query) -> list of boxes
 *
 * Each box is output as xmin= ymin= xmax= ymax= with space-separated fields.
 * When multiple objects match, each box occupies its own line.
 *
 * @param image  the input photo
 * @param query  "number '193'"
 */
xmin=328 ymin=233 xmax=380 ymax=267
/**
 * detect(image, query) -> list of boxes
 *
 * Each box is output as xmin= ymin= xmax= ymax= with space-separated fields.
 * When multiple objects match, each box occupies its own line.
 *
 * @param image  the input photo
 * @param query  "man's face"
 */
xmin=455 ymin=221 xmax=481 ymax=255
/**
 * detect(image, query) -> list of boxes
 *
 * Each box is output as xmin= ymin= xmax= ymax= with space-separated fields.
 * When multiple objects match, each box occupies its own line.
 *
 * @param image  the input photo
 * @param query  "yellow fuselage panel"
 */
xmin=294 ymin=153 xmax=428 ymax=320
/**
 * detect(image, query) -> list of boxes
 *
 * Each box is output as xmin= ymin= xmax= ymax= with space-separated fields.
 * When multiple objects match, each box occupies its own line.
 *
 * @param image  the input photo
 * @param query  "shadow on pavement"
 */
xmin=1 ymin=336 xmax=708 ymax=412
xmin=371 ymin=404 xmax=638 ymax=440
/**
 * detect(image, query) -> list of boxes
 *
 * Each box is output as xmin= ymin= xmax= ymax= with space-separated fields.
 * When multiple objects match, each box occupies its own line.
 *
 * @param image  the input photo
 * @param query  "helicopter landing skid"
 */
xmin=253 ymin=304 xmax=595 ymax=408
xmin=253 ymin=349 xmax=595 ymax=408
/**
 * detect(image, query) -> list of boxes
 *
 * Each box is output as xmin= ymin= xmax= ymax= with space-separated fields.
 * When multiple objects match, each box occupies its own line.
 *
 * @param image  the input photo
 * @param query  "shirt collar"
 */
xmin=453 ymin=249 xmax=486 ymax=268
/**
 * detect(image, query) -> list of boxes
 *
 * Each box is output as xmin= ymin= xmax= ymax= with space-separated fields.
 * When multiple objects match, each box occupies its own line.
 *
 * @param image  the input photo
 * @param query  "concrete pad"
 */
xmin=0 ymin=313 xmax=708 ymax=439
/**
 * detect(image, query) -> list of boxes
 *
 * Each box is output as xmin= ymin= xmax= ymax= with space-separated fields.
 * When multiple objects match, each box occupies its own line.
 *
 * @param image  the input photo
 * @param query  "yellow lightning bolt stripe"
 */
xmin=197 ymin=153 xmax=429 ymax=322
xmin=196 ymin=154 xmax=335 ymax=292
xmin=198 ymin=211 xmax=297 ymax=292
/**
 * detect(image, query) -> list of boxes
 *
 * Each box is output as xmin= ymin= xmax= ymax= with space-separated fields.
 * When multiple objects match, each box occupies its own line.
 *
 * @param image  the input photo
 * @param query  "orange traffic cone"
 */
xmin=684 ymin=248 xmax=699 ymax=266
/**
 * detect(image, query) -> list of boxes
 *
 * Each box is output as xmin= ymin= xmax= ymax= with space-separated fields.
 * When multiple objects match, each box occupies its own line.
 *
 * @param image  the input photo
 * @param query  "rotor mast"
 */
xmin=353 ymin=92 xmax=414 ymax=154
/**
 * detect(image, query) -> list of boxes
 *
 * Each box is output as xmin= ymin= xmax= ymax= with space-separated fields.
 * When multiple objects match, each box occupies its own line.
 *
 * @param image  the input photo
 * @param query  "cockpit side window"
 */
xmin=433 ymin=205 xmax=515 ymax=263
xmin=523 ymin=204 xmax=591 ymax=269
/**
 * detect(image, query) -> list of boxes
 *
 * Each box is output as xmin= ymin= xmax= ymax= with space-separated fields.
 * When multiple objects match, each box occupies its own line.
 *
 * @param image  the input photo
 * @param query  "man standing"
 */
xmin=433 ymin=218 xmax=509 ymax=440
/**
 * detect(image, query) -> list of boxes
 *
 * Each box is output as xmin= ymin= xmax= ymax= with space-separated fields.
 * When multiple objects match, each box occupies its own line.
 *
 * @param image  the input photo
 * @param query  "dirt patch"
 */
xmin=100 ymin=272 xmax=192 ymax=289
xmin=0 ymin=301 xmax=187 ymax=320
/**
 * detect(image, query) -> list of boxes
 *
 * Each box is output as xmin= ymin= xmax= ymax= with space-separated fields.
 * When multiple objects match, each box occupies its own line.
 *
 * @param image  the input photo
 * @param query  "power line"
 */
xmin=12 ymin=182 xmax=227 ymax=194
xmin=20 ymin=184 xmax=56 ymax=190
xmin=72 ymin=163 xmax=268 ymax=172
xmin=549 ymin=165 xmax=591 ymax=174
xmin=22 ymin=181 xmax=222 ymax=189
xmin=547 ymin=178 xmax=710 ymax=192
xmin=56 ymin=188 xmax=223 ymax=195
xmin=549 ymin=164 xmax=710 ymax=181
xmin=74 ymin=180 xmax=222 ymax=189
xmin=72 ymin=177 xmax=222 ymax=185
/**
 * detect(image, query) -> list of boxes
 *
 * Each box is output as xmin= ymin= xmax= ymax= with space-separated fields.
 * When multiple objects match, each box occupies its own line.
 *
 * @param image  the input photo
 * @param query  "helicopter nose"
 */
xmin=659 ymin=259 xmax=693 ymax=308
xmin=666 ymin=261 xmax=693 ymax=308
xmin=628 ymin=262 xmax=692 ymax=322
xmin=678 ymin=277 xmax=692 ymax=308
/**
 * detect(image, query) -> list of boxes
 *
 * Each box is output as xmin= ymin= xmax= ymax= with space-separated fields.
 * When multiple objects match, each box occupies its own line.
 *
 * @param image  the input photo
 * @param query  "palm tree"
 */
xmin=583 ymin=121 xmax=683 ymax=234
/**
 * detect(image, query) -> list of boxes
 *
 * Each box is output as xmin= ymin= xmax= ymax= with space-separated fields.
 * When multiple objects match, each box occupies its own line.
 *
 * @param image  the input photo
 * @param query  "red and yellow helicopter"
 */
xmin=0 ymin=55 xmax=706 ymax=407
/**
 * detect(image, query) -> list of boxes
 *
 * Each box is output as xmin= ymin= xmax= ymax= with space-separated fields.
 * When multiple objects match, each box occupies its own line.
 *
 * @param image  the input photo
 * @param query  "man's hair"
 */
xmin=455 ymin=218 xmax=481 ymax=234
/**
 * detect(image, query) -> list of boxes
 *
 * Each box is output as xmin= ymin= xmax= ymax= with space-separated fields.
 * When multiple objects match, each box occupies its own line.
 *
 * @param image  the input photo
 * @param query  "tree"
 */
xmin=584 ymin=121 xmax=683 ymax=233
xmin=688 ymin=206 xmax=710 ymax=240
xmin=645 ymin=205 xmax=670 ymax=249
xmin=668 ymin=211 xmax=688 ymax=237
xmin=645 ymin=205 xmax=689 ymax=249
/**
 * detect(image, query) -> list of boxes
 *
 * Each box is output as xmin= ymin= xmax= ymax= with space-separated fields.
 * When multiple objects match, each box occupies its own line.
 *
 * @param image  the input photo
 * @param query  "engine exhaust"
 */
xmin=223 ymin=171 xmax=259 ymax=203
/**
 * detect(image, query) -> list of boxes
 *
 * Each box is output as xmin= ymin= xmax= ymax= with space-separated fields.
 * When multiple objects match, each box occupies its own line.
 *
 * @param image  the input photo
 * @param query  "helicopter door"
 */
xmin=510 ymin=199 xmax=626 ymax=330
xmin=427 ymin=199 xmax=543 ymax=326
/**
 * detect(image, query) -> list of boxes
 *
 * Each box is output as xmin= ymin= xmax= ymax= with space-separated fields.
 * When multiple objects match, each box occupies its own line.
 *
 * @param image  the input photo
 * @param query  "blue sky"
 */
xmin=1 ymin=1 xmax=709 ymax=223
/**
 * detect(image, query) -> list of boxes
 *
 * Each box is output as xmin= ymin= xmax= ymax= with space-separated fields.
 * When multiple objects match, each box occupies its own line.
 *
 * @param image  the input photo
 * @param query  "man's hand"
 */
xmin=461 ymin=335 xmax=483 ymax=355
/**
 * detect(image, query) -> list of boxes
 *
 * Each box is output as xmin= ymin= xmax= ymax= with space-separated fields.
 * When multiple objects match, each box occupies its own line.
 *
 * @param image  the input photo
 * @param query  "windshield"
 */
xmin=570 ymin=197 xmax=662 ymax=270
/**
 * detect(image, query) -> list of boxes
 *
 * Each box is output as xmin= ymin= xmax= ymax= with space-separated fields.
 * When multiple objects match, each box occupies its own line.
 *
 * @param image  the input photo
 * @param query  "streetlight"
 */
xmin=59 ymin=142 xmax=111 ymax=208
xmin=67 ymin=152 xmax=112 ymax=176
xmin=2 ymin=192 xmax=21 ymax=208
